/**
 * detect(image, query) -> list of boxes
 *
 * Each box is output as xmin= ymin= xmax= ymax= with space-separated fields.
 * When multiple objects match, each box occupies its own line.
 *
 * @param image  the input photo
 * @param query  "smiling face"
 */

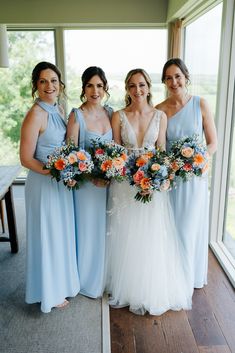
xmin=127 ymin=73 xmax=150 ymax=104
xmin=84 ymin=75 xmax=105 ymax=104
xmin=36 ymin=69 xmax=60 ymax=104
xmin=164 ymin=64 xmax=187 ymax=96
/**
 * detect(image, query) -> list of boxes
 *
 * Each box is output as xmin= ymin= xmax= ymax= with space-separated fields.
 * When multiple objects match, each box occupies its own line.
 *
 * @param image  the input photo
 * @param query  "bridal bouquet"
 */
xmin=89 ymin=139 xmax=128 ymax=182
xmin=168 ymin=134 xmax=209 ymax=182
xmin=44 ymin=141 xmax=94 ymax=189
xmin=126 ymin=148 xmax=175 ymax=203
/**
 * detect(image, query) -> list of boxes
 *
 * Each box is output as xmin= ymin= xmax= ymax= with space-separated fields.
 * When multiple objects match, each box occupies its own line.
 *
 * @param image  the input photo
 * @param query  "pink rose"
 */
xmin=133 ymin=170 xmax=145 ymax=184
xmin=79 ymin=162 xmax=88 ymax=172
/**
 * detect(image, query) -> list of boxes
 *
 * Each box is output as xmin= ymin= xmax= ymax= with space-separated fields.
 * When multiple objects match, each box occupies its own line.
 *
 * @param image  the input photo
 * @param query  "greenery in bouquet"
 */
xmin=89 ymin=139 xmax=128 ymax=182
xmin=169 ymin=134 xmax=209 ymax=182
xmin=43 ymin=141 xmax=94 ymax=189
xmin=126 ymin=148 xmax=175 ymax=203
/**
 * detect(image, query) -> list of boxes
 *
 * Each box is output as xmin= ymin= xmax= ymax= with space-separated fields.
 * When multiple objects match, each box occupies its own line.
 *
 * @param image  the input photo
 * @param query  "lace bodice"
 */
xmin=119 ymin=109 xmax=162 ymax=152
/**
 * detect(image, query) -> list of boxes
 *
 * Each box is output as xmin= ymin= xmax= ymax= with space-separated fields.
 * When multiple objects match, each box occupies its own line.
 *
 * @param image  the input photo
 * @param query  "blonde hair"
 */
xmin=124 ymin=68 xmax=153 ymax=107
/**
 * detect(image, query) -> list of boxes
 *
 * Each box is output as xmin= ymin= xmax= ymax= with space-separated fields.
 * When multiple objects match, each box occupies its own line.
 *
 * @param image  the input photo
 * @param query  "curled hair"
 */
xmin=161 ymin=58 xmax=190 ymax=84
xmin=124 ymin=68 xmax=153 ymax=107
xmin=80 ymin=66 xmax=110 ymax=102
xmin=31 ymin=61 xmax=66 ymax=100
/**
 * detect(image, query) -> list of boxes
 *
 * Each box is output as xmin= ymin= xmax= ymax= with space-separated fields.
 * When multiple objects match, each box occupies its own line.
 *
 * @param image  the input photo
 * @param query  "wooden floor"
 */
xmin=110 ymin=250 xmax=235 ymax=353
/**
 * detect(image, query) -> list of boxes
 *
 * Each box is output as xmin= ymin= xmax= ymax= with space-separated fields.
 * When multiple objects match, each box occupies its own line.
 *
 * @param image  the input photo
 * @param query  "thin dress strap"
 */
xmin=72 ymin=108 xmax=86 ymax=149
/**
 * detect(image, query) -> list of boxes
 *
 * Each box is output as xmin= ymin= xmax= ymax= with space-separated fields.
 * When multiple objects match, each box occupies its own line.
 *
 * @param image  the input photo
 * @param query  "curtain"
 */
xmin=169 ymin=19 xmax=183 ymax=58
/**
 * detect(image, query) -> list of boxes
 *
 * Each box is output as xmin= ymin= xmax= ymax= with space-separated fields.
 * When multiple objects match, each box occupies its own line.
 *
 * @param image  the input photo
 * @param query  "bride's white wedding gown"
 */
xmin=105 ymin=109 xmax=193 ymax=315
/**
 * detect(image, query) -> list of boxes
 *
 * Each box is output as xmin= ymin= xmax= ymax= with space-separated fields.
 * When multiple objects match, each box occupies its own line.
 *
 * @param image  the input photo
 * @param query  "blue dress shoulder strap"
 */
xmin=71 ymin=108 xmax=86 ymax=149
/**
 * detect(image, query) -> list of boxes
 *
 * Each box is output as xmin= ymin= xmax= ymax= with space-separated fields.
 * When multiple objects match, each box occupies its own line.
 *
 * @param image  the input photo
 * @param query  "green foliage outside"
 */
xmin=0 ymin=31 xmax=55 ymax=167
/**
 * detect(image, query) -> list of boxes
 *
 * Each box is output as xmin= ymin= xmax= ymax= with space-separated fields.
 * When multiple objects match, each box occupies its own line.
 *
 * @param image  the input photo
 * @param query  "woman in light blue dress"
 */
xmin=156 ymin=58 xmax=217 ymax=289
xmin=20 ymin=62 xmax=80 ymax=313
xmin=67 ymin=67 xmax=112 ymax=298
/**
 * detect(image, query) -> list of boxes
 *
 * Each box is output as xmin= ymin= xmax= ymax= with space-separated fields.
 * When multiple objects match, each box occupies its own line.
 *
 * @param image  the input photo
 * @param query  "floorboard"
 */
xmin=110 ymin=250 xmax=235 ymax=353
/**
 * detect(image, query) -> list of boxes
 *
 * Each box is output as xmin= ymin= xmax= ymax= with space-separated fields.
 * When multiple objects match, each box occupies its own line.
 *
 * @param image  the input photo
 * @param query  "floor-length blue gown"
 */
xmin=167 ymin=96 xmax=209 ymax=288
xmin=25 ymin=99 xmax=80 ymax=313
xmin=71 ymin=107 xmax=112 ymax=298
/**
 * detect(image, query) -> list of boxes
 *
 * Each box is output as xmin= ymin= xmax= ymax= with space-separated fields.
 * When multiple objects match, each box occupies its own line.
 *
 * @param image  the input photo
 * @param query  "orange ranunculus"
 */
xmin=101 ymin=160 xmax=113 ymax=171
xmin=151 ymin=163 xmax=161 ymax=171
xmin=193 ymin=153 xmax=205 ymax=166
xmin=136 ymin=156 xmax=148 ymax=167
xmin=68 ymin=153 xmax=78 ymax=164
xmin=140 ymin=177 xmax=151 ymax=190
xmin=76 ymin=151 xmax=87 ymax=161
xmin=120 ymin=153 xmax=127 ymax=161
xmin=170 ymin=160 xmax=180 ymax=172
xmin=181 ymin=147 xmax=194 ymax=158
xmin=145 ymin=151 xmax=154 ymax=158
xmin=112 ymin=157 xmax=125 ymax=169
xmin=133 ymin=170 xmax=145 ymax=184
xmin=54 ymin=158 xmax=66 ymax=170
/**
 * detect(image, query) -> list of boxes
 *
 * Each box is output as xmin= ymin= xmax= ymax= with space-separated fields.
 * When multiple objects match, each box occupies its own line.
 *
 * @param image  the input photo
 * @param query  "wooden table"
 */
xmin=0 ymin=165 xmax=21 ymax=253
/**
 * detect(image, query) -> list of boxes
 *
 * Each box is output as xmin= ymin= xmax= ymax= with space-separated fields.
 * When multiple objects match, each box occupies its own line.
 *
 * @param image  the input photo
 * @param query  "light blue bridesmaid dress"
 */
xmin=25 ymin=99 xmax=80 ymax=313
xmin=71 ymin=106 xmax=112 ymax=298
xmin=167 ymin=96 xmax=209 ymax=288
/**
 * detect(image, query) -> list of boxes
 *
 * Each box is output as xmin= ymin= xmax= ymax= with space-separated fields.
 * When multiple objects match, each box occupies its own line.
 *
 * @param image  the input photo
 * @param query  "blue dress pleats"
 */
xmin=25 ymin=99 xmax=80 ymax=313
xmin=166 ymin=96 xmax=209 ymax=288
xmin=72 ymin=107 xmax=112 ymax=298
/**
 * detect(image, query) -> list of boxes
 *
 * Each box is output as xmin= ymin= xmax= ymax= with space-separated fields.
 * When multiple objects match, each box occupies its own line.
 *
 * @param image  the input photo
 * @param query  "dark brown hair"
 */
xmin=31 ymin=61 xmax=66 ymax=100
xmin=161 ymin=58 xmax=190 ymax=84
xmin=80 ymin=66 xmax=109 ymax=102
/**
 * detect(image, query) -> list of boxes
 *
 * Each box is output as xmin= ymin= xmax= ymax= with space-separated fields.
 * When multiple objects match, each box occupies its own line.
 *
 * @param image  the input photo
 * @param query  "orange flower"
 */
xmin=54 ymin=158 xmax=66 ymax=170
xmin=140 ymin=177 xmax=151 ymax=190
xmin=120 ymin=153 xmax=127 ymax=161
xmin=193 ymin=153 xmax=205 ymax=166
xmin=136 ymin=156 xmax=148 ymax=167
xmin=170 ymin=161 xmax=180 ymax=172
xmin=145 ymin=151 xmax=154 ymax=158
xmin=76 ymin=151 xmax=87 ymax=161
xmin=101 ymin=160 xmax=113 ymax=171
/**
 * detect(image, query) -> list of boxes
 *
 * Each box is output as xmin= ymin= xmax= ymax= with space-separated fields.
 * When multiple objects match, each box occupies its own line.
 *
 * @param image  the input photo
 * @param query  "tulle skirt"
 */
xmin=105 ymin=180 xmax=193 ymax=316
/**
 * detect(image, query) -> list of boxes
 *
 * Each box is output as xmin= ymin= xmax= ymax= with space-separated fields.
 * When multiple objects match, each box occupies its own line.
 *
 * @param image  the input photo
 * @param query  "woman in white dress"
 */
xmin=105 ymin=68 xmax=193 ymax=315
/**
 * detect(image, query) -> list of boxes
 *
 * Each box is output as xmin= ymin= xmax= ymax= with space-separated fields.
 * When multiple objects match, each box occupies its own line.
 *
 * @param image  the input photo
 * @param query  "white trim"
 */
xmin=6 ymin=23 xmax=167 ymax=29
xmin=210 ymin=242 xmax=235 ymax=287
xmin=210 ymin=0 xmax=235 ymax=286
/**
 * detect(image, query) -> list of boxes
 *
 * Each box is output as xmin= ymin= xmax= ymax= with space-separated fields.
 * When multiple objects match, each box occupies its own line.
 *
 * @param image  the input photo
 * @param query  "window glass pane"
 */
xmin=64 ymin=29 xmax=167 ymax=112
xmin=184 ymin=3 xmax=223 ymax=114
xmin=184 ymin=3 xmax=223 ymax=187
xmin=223 ymin=117 xmax=235 ymax=259
xmin=0 ymin=30 xmax=55 ymax=169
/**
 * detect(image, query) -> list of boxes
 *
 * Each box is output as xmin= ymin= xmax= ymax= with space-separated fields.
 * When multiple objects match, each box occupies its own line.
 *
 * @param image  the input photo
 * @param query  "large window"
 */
xmin=64 ymin=29 xmax=167 ymax=113
xmin=0 ymin=30 xmax=55 ymax=167
xmin=184 ymin=3 xmax=223 ymax=114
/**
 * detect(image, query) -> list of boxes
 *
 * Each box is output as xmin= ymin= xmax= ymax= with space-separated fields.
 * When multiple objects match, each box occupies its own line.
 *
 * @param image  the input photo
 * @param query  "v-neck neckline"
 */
xmin=122 ymin=110 xmax=157 ymax=148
